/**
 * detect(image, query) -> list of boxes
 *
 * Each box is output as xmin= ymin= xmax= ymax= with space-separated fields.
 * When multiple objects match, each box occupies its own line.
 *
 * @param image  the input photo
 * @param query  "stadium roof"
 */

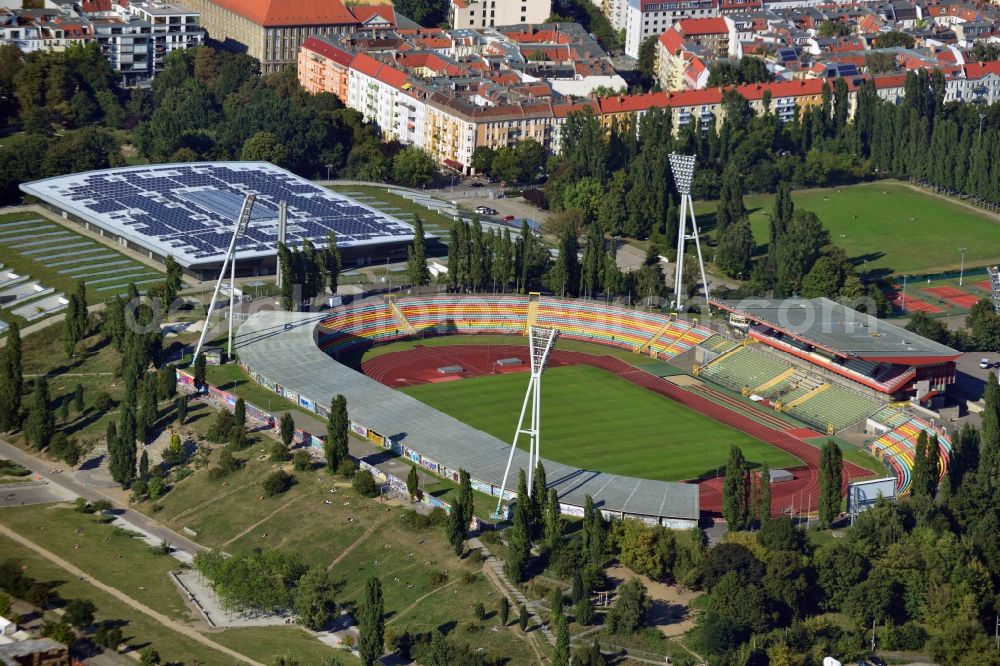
xmin=711 ymin=297 xmax=961 ymax=363
xmin=235 ymin=310 xmax=701 ymax=522
xmin=21 ymin=162 xmax=418 ymax=269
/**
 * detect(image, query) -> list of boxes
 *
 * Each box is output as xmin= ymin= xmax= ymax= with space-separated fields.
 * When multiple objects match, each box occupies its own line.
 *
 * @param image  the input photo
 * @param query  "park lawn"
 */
xmin=694 ymin=180 xmax=1000 ymax=277
xmin=0 ymin=538 xmax=238 ymax=666
xmin=0 ymin=503 xmax=193 ymax=623
xmin=0 ymin=212 xmax=164 ymax=308
xmin=328 ymin=185 xmax=456 ymax=238
xmin=213 ymin=626 xmax=356 ymax=665
xmin=401 ymin=364 xmax=801 ymax=481
xmin=135 ymin=450 xmax=540 ymax=664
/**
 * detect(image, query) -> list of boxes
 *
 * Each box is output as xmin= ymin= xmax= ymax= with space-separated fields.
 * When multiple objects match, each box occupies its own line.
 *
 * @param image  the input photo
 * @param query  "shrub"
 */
xmin=338 ymin=458 xmax=357 ymax=477
xmin=0 ymin=460 xmax=30 ymax=477
xmin=206 ymin=410 xmax=236 ymax=443
xmin=523 ymin=187 xmax=547 ymax=209
xmin=262 ymin=470 xmax=293 ymax=497
xmin=427 ymin=570 xmax=448 ymax=586
xmin=94 ymin=392 xmax=114 ymax=412
xmin=340 ymin=634 xmax=354 ymax=648
xmin=162 ymin=433 xmax=187 ymax=466
xmin=575 ymin=598 xmax=594 ymax=626
xmin=473 ymin=601 xmax=486 ymax=620
xmin=352 ymin=469 xmax=377 ymax=497
xmin=292 ymin=450 xmax=312 ymax=471
xmin=148 ymin=477 xmax=166 ymax=500
xmin=94 ymin=623 xmax=123 ymax=649
xmin=461 ymin=620 xmax=482 ymax=634
xmin=270 ymin=442 xmax=292 ymax=462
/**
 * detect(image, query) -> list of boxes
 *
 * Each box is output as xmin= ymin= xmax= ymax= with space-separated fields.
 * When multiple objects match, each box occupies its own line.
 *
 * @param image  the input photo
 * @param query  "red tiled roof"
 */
xmin=963 ymin=60 xmax=1000 ymax=79
xmin=599 ymin=91 xmax=669 ymax=114
xmin=302 ymin=36 xmax=353 ymax=68
xmin=351 ymin=52 xmax=384 ymax=78
xmin=676 ymin=17 xmax=729 ymax=36
xmin=658 ymin=28 xmax=686 ymax=52
xmin=208 ymin=0 xmax=357 ymax=27
xmin=349 ymin=5 xmax=395 ymax=27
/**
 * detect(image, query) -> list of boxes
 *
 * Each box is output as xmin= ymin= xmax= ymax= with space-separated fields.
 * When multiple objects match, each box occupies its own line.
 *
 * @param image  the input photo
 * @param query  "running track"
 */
xmin=361 ymin=345 xmax=872 ymax=517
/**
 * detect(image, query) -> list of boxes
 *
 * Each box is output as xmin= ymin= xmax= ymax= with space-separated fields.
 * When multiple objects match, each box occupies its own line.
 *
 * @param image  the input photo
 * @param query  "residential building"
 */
xmin=674 ymin=16 xmax=736 ymax=56
xmin=624 ymin=0 xmax=719 ymax=57
xmin=181 ymin=0 xmax=363 ymax=73
xmin=451 ymin=0 xmax=552 ymax=29
xmin=0 ymin=639 xmax=70 ymax=666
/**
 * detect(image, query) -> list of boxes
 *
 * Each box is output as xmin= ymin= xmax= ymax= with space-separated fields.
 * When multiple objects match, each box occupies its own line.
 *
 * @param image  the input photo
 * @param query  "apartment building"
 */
xmin=450 ymin=0 xmax=552 ymax=29
xmin=624 ymin=0 xmax=719 ymax=57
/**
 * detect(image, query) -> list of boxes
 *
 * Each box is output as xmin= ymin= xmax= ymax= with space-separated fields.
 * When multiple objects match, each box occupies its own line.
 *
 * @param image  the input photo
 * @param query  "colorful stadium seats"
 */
xmin=316 ymin=295 xmax=712 ymax=361
xmin=869 ymin=412 xmax=952 ymax=494
xmin=785 ymin=383 xmax=880 ymax=432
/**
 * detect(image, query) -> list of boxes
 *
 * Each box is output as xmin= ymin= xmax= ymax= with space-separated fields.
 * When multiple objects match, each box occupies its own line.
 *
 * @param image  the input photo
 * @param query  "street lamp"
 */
xmin=901 ymin=274 xmax=908 ymax=310
xmin=959 ymin=247 xmax=968 ymax=286
xmin=325 ymin=163 xmax=334 ymax=180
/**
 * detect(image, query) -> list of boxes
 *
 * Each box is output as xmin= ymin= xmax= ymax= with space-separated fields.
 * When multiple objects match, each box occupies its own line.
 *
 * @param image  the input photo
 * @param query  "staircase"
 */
xmin=384 ymin=295 xmax=416 ymax=335
xmin=782 ymin=382 xmax=831 ymax=410
xmin=524 ymin=292 xmax=540 ymax=334
xmin=754 ymin=367 xmax=796 ymax=395
xmin=636 ymin=317 xmax=676 ymax=356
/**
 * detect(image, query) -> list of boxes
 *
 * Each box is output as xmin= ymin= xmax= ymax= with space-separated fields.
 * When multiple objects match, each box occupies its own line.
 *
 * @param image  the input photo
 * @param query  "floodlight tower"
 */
xmin=192 ymin=194 xmax=257 ymax=365
xmin=669 ymin=154 xmax=710 ymax=311
xmin=495 ymin=326 xmax=558 ymax=516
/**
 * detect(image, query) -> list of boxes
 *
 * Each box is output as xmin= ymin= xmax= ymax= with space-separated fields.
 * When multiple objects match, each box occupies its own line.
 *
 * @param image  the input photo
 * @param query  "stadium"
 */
xmin=19 ymin=162 xmax=421 ymax=280
xmin=235 ymin=293 xmax=958 ymax=523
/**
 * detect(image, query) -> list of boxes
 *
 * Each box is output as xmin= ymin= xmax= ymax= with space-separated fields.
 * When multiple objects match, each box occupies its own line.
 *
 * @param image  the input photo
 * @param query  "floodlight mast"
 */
xmin=669 ymin=154 xmax=710 ymax=312
xmin=192 ymin=194 xmax=256 ymax=366
xmin=495 ymin=326 xmax=558 ymax=516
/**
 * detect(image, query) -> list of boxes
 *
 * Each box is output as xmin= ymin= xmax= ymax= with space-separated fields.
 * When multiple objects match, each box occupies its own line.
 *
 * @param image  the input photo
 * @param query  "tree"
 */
xmin=0 ymin=321 xmax=22 ymax=431
xmin=63 ymin=598 xmax=96 ymax=629
xmin=353 ymin=469 xmax=377 ymax=497
xmin=233 ymin=397 xmax=246 ymax=432
xmin=391 ymin=146 xmax=437 ymax=188
xmin=279 ymin=412 xmax=295 ymax=448
xmin=605 ymin=578 xmax=649 ymax=635
xmin=581 ymin=494 xmax=607 ymax=567
xmin=519 ymin=603 xmax=529 ymax=631
xmin=818 ymin=440 xmax=843 ymax=527
xmin=715 ymin=163 xmax=746 ymax=233
xmin=504 ymin=470 xmax=532 ymax=583
xmin=295 ymin=566 xmax=338 ymax=630
xmin=262 ymin=470 xmax=293 ymax=497
xmin=544 ymin=487 xmax=562 ymax=552
xmin=530 ymin=460 xmax=548 ymax=533
xmin=549 ymin=586 xmax=563 ymax=623
xmin=23 ymin=377 xmax=54 ymax=450
xmin=722 ymin=445 xmax=750 ymax=530
xmin=324 ymin=231 xmax=341 ymax=295
xmin=715 ymin=219 xmax=754 ymax=278
xmin=175 ymin=396 xmax=187 ymax=425
xmin=391 ymin=0 xmax=447 ymax=26
xmin=406 ymin=465 xmax=419 ymax=502
xmin=553 ymin=614 xmax=570 ymax=666
xmin=139 ymin=449 xmax=150 ymax=481
xmin=457 ymin=469 xmax=473 ymax=533
xmin=980 ymin=372 xmax=1000 ymax=498
xmin=358 ymin=577 xmax=384 ymax=666
xmin=614 ymin=519 xmax=663 ymax=579
xmin=326 ymin=394 xmax=349 ymax=473
xmin=499 ymin=595 xmax=510 ymax=625
xmin=446 ymin=497 xmax=466 ymax=556
xmin=406 ymin=215 xmax=431 ymax=287
xmin=241 ymin=130 xmax=287 ymax=165
xmin=758 ymin=461 xmax=771 ymax=523
xmin=139 ymin=647 xmax=161 ymax=666
xmin=193 ymin=352 xmax=206 ymax=387
xmin=277 ymin=241 xmax=294 ymax=310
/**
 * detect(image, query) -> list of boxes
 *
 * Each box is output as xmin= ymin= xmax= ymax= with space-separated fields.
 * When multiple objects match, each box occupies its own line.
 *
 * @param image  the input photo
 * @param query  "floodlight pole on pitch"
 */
xmin=669 ymin=154 xmax=711 ymax=312
xmin=193 ymin=194 xmax=257 ymax=365
xmin=495 ymin=326 xmax=557 ymax=517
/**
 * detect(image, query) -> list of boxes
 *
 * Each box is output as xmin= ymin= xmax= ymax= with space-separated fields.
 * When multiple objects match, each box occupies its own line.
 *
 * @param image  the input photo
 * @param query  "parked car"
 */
xmin=981 ymin=358 xmax=991 ymax=369
xmin=503 ymin=215 xmax=515 ymax=221
xmin=470 ymin=181 xmax=484 ymax=187
xmin=475 ymin=206 xmax=497 ymax=215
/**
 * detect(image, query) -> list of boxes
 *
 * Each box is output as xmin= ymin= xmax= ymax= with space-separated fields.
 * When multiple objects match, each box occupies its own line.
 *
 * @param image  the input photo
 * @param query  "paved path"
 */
xmin=0 ymin=440 xmax=204 ymax=556
xmin=0 ymin=523 xmax=266 ymax=666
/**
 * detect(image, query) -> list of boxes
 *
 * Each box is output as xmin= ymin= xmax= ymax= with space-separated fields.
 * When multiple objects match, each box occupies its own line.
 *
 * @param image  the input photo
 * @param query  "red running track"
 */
xmin=361 ymin=344 xmax=871 ymax=517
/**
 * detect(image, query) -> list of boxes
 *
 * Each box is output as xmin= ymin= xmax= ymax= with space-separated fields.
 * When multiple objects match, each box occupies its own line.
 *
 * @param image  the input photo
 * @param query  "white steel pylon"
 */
xmin=669 ymin=154 xmax=711 ymax=311
xmin=192 ymin=194 xmax=257 ymax=365
xmin=496 ymin=325 xmax=558 ymax=516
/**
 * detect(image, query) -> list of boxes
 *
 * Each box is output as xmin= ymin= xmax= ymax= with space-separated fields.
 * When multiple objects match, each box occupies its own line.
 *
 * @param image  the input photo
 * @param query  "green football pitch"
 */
xmin=695 ymin=180 xmax=1000 ymax=277
xmin=400 ymin=364 xmax=802 ymax=482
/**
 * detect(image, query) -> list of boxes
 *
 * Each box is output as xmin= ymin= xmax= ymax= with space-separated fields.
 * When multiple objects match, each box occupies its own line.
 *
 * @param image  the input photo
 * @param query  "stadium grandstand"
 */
xmin=710 ymin=298 xmax=960 ymax=402
xmin=316 ymin=294 xmax=713 ymax=361
xmin=866 ymin=406 xmax=952 ymax=494
xmin=20 ymin=162 xmax=420 ymax=279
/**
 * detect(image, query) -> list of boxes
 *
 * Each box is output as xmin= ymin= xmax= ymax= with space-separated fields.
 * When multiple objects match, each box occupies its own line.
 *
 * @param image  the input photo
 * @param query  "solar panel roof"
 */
xmin=20 ymin=162 xmax=421 ymax=268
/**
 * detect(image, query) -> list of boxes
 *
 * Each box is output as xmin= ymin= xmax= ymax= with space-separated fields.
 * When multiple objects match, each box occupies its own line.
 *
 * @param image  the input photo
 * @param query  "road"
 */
xmin=0 ymin=440 xmax=204 ymax=556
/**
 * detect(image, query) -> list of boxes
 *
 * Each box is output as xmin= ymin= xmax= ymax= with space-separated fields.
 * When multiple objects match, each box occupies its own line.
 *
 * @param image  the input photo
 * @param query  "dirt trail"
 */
xmin=0 ymin=523 xmax=266 ymax=666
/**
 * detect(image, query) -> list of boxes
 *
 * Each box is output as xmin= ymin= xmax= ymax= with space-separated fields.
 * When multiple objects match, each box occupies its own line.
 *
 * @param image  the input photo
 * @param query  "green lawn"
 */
xmin=401 ymin=364 xmax=801 ymax=481
xmin=0 ymin=538 xmax=237 ymax=666
xmin=694 ymin=180 xmax=1000 ymax=277
xmin=328 ymin=185 xmax=456 ymax=239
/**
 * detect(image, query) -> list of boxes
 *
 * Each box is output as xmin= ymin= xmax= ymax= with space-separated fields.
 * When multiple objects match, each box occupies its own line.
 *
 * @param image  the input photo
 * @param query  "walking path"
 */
xmin=0 ymin=523 xmax=267 ymax=666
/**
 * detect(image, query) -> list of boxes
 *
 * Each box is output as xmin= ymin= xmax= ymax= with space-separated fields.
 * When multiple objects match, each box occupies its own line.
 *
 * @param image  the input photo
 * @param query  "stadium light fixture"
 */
xmin=495 ymin=325 xmax=558 ymax=517
xmin=669 ymin=154 xmax=710 ymax=311
xmin=192 ymin=194 xmax=257 ymax=366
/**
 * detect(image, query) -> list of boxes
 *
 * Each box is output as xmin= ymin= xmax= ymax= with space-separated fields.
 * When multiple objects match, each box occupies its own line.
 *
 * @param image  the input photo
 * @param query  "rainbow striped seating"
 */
xmin=317 ymin=302 xmax=405 ymax=355
xmin=534 ymin=298 xmax=711 ymax=360
xmin=395 ymin=295 xmax=528 ymax=336
xmin=869 ymin=415 xmax=952 ymax=494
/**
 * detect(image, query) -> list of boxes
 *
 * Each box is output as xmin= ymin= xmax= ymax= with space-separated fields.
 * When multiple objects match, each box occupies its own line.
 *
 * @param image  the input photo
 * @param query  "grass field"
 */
xmin=0 ymin=212 xmax=164 ymax=326
xmin=400 ymin=364 xmax=801 ymax=481
xmin=694 ymin=180 xmax=1000 ymax=278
